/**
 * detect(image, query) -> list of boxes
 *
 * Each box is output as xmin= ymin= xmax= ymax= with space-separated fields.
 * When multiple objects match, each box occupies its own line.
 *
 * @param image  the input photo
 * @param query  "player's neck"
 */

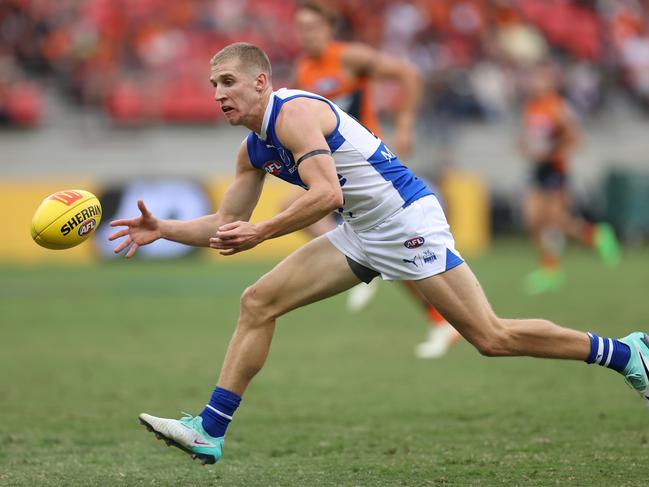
xmin=308 ymin=41 xmax=331 ymax=59
xmin=247 ymin=89 xmax=273 ymax=134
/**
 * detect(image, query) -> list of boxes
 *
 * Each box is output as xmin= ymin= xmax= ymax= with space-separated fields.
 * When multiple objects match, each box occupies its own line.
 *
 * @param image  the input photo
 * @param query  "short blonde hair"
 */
xmin=210 ymin=42 xmax=272 ymax=80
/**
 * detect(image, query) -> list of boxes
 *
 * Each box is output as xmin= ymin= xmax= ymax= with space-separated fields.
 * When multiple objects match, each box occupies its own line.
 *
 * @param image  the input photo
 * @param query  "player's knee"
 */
xmin=473 ymin=319 xmax=512 ymax=357
xmin=240 ymin=285 xmax=272 ymax=322
xmin=239 ymin=283 xmax=282 ymax=325
xmin=475 ymin=339 xmax=503 ymax=357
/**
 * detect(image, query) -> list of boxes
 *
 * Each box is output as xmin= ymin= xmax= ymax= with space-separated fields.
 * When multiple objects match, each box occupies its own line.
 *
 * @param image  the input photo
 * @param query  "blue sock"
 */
xmin=198 ymin=387 xmax=241 ymax=438
xmin=585 ymin=332 xmax=631 ymax=373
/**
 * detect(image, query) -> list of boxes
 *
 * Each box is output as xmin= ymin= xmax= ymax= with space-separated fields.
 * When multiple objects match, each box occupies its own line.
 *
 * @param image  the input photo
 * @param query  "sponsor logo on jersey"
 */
xmin=402 ymin=257 xmax=419 ymax=267
xmin=49 ymin=190 xmax=84 ymax=206
xmin=263 ymin=161 xmax=282 ymax=176
xmin=60 ymin=205 xmax=102 ymax=236
xmin=77 ymin=218 xmax=97 ymax=237
xmin=422 ymin=250 xmax=436 ymax=264
xmin=404 ymin=237 xmax=425 ymax=249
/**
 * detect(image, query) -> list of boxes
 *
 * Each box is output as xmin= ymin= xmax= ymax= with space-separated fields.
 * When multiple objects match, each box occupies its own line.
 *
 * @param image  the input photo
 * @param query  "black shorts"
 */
xmin=531 ymin=161 xmax=567 ymax=190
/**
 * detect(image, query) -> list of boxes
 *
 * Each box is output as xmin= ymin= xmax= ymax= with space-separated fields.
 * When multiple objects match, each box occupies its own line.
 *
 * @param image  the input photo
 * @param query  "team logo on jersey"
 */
xmin=275 ymin=147 xmax=297 ymax=174
xmin=404 ymin=237 xmax=425 ymax=249
xmin=380 ymin=145 xmax=396 ymax=162
xmin=422 ymin=249 xmax=436 ymax=264
xmin=263 ymin=161 xmax=282 ymax=176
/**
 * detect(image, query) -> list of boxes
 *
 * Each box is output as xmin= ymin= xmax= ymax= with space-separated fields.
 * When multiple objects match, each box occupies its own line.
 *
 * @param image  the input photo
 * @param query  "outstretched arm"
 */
xmin=210 ymin=98 xmax=343 ymax=255
xmin=342 ymin=43 xmax=422 ymax=158
xmin=109 ymin=139 xmax=265 ymax=257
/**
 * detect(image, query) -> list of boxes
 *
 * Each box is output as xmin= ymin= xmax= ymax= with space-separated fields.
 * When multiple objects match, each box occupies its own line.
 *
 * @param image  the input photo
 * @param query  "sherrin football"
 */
xmin=31 ymin=189 xmax=102 ymax=249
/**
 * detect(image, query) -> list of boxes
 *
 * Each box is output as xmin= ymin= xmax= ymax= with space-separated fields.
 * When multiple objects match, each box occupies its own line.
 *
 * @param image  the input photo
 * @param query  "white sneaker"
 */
xmin=346 ymin=279 xmax=380 ymax=312
xmin=415 ymin=323 xmax=461 ymax=359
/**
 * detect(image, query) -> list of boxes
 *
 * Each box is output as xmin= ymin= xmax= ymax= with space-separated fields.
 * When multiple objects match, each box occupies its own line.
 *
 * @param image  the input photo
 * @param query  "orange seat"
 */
xmin=8 ymin=84 xmax=42 ymax=127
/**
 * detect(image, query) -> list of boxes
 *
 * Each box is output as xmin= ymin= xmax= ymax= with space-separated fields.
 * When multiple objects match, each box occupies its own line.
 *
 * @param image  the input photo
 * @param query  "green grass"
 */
xmin=1 ymin=241 xmax=648 ymax=486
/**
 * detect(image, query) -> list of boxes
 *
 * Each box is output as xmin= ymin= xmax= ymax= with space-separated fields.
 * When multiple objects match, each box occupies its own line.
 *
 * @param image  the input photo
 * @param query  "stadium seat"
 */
xmin=105 ymin=81 xmax=144 ymax=124
xmin=7 ymin=84 xmax=42 ymax=127
xmin=159 ymin=77 xmax=221 ymax=123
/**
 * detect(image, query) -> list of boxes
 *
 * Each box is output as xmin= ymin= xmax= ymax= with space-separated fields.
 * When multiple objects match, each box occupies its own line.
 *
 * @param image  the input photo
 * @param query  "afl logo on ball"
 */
xmin=404 ymin=236 xmax=425 ymax=249
xmin=78 ymin=218 xmax=97 ymax=237
xmin=263 ymin=161 xmax=282 ymax=176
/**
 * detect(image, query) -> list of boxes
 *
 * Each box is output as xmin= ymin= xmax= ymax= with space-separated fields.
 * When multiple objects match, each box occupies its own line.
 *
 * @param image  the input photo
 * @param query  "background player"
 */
xmin=109 ymin=43 xmax=649 ymax=466
xmin=292 ymin=1 xmax=459 ymax=358
xmin=520 ymin=62 xmax=621 ymax=295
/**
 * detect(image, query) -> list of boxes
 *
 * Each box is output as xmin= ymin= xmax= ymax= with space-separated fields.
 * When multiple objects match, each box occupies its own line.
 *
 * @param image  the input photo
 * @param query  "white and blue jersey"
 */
xmin=246 ymin=88 xmax=433 ymax=231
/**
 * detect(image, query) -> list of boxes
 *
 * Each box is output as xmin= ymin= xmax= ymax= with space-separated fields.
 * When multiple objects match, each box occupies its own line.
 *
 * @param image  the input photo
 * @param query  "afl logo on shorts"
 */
xmin=78 ymin=218 xmax=97 ymax=237
xmin=263 ymin=161 xmax=282 ymax=176
xmin=404 ymin=236 xmax=425 ymax=249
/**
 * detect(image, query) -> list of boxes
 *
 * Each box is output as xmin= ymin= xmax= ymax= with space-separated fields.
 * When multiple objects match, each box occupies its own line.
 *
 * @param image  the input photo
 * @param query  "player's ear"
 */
xmin=255 ymin=72 xmax=268 ymax=92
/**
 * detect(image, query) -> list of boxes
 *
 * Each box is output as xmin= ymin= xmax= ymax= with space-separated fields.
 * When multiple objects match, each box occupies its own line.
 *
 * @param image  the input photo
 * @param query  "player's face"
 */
xmin=210 ymin=59 xmax=261 ymax=126
xmin=295 ymin=9 xmax=332 ymax=57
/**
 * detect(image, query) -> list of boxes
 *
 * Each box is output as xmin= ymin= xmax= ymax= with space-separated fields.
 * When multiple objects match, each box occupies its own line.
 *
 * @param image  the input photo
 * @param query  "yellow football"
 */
xmin=31 ymin=189 xmax=102 ymax=250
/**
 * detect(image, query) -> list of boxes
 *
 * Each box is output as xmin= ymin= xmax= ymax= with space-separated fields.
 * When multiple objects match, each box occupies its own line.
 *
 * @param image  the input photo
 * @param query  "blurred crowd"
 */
xmin=0 ymin=0 xmax=298 ymax=125
xmin=375 ymin=0 xmax=649 ymax=125
xmin=0 ymin=0 xmax=648 ymax=127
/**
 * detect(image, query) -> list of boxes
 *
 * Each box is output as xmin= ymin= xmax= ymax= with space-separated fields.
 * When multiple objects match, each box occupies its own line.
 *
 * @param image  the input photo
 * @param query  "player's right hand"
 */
xmin=108 ymin=200 xmax=162 ymax=258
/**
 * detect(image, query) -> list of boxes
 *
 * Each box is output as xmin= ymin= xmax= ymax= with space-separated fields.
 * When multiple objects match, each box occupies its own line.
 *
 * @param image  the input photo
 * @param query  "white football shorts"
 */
xmin=326 ymin=195 xmax=464 ymax=281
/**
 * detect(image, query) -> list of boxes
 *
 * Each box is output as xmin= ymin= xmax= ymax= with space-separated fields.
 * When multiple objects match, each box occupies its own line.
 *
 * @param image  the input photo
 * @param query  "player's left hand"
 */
xmin=209 ymin=221 xmax=264 ymax=256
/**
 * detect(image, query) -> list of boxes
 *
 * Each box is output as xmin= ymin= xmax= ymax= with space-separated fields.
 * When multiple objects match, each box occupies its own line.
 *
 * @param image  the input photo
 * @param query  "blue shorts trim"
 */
xmin=445 ymin=248 xmax=464 ymax=272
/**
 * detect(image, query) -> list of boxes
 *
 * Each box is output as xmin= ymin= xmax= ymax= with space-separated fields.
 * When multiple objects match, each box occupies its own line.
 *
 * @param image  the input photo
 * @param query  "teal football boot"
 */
xmin=620 ymin=332 xmax=649 ymax=407
xmin=139 ymin=412 xmax=224 ymax=465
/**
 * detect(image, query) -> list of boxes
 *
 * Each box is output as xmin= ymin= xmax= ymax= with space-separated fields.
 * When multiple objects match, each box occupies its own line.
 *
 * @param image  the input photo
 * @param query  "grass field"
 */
xmin=1 ymin=240 xmax=648 ymax=486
